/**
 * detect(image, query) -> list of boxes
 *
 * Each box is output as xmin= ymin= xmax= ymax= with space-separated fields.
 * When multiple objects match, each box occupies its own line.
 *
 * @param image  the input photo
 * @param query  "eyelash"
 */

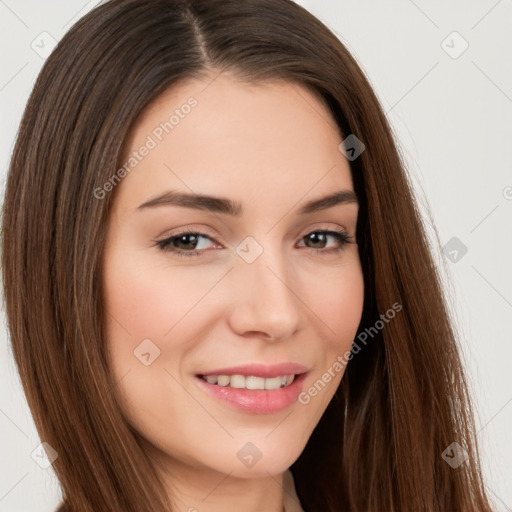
xmin=154 ymin=227 xmax=355 ymax=258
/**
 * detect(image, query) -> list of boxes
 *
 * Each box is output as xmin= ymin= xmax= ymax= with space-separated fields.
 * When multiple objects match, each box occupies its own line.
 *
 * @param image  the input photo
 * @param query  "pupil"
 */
xmin=308 ymin=232 xmax=326 ymax=248
xmin=176 ymin=234 xmax=197 ymax=249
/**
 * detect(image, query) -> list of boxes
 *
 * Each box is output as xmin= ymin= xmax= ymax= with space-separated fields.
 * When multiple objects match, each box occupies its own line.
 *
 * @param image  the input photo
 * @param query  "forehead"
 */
xmin=115 ymin=72 xmax=354 ymax=214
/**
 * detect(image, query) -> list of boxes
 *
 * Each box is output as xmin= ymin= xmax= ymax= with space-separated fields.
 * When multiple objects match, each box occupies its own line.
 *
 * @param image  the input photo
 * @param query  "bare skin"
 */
xmin=102 ymin=71 xmax=364 ymax=512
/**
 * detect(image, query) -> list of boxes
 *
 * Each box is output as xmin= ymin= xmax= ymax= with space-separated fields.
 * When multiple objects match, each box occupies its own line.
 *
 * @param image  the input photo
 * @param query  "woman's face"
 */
xmin=102 ymin=73 xmax=364 ymax=482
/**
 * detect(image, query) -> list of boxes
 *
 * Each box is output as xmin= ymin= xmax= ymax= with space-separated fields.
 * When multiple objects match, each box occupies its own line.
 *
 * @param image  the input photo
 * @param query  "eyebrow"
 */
xmin=137 ymin=189 xmax=358 ymax=216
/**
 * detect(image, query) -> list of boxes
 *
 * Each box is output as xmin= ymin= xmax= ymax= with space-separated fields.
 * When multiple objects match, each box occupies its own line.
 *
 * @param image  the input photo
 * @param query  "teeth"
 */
xmin=217 ymin=375 xmax=230 ymax=386
xmin=230 ymin=375 xmax=245 ymax=388
xmin=201 ymin=374 xmax=296 ymax=390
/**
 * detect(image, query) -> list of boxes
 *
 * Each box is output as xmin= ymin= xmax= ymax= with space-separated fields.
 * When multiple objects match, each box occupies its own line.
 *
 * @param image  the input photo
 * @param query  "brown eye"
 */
xmin=298 ymin=229 xmax=353 ymax=255
xmin=156 ymin=230 xmax=218 ymax=257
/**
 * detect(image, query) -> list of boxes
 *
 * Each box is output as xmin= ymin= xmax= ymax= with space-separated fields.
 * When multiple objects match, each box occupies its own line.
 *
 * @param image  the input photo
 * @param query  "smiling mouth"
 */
xmin=197 ymin=374 xmax=296 ymax=390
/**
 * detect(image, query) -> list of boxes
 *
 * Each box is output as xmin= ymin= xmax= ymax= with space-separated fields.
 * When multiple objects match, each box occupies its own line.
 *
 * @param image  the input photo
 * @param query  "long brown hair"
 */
xmin=1 ymin=0 xmax=494 ymax=510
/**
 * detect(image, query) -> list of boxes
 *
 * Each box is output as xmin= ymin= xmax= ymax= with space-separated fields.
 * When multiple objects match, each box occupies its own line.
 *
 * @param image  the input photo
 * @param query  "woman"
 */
xmin=0 ymin=0 xmax=495 ymax=510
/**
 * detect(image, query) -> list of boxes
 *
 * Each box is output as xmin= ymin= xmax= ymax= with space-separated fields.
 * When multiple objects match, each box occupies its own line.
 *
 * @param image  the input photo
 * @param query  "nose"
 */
xmin=226 ymin=243 xmax=303 ymax=342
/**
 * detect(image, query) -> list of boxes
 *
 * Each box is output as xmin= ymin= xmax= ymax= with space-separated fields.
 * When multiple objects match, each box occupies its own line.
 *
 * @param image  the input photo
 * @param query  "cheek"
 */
xmin=298 ymin=258 xmax=364 ymax=403
xmin=101 ymin=254 xmax=200 ymax=440
xmin=103 ymin=253 xmax=211 ymax=342
xmin=102 ymin=250 xmax=227 ymax=397
xmin=293 ymin=266 xmax=363 ymax=415
xmin=307 ymin=258 xmax=365 ymax=349
xmin=101 ymin=252 xmax=196 ymax=395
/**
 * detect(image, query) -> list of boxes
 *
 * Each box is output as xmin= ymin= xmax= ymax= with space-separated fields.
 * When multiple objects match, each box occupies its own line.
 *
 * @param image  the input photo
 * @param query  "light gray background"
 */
xmin=1 ymin=1 xmax=511 ymax=511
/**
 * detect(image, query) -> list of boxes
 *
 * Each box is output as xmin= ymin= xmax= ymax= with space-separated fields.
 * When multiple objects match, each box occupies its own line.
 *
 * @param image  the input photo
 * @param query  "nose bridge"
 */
xmin=227 ymin=235 xmax=302 ymax=340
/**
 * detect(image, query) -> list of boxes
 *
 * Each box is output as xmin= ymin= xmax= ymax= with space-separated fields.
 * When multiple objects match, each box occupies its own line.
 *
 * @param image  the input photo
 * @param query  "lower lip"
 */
xmin=195 ymin=373 xmax=308 ymax=414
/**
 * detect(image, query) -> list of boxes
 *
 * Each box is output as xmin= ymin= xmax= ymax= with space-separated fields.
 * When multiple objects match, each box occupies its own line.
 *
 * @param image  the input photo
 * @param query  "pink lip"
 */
xmin=197 ymin=362 xmax=309 ymax=379
xmin=194 ymin=363 xmax=309 ymax=414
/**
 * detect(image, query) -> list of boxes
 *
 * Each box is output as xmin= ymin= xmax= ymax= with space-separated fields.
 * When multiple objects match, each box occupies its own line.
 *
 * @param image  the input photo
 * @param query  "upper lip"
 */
xmin=197 ymin=363 xmax=309 ymax=379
